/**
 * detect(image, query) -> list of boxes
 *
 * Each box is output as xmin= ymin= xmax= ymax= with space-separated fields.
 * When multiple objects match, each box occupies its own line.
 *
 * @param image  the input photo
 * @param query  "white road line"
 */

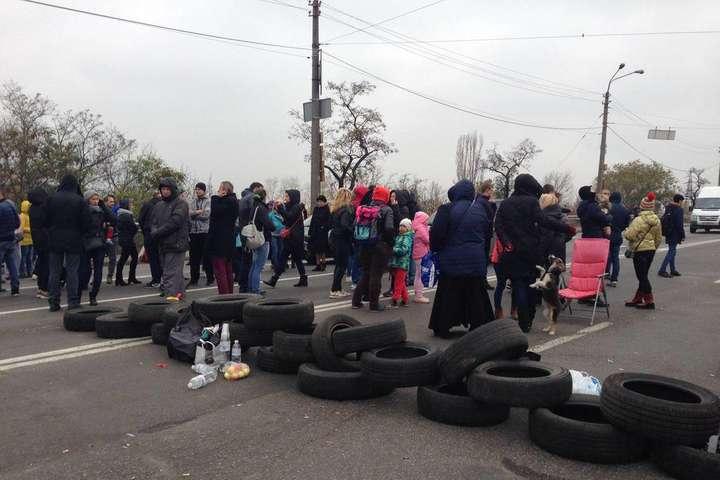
xmin=714 ymin=279 xmax=720 ymax=284
xmin=0 ymin=339 xmax=152 ymax=372
xmin=529 ymin=321 xmax=612 ymax=353
xmin=0 ymin=337 xmax=150 ymax=366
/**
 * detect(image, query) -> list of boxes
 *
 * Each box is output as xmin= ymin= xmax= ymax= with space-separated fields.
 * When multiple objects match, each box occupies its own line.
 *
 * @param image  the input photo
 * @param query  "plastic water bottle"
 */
xmin=187 ymin=369 xmax=218 ymax=390
xmin=193 ymin=341 xmax=205 ymax=366
xmin=231 ymin=340 xmax=241 ymax=362
xmin=218 ymin=323 xmax=231 ymax=364
xmin=570 ymin=370 xmax=602 ymax=396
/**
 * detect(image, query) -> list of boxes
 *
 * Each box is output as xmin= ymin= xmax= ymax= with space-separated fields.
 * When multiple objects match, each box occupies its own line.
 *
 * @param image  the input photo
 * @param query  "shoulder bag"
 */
xmin=241 ymin=207 xmax=265 ymax=250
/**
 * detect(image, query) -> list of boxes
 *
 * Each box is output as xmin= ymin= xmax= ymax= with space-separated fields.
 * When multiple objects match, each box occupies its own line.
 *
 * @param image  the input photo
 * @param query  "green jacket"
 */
xmin=624 ymin=210 xmax=662 ymax=252
xmin=390 ymin=231 xmax=414 ymax=270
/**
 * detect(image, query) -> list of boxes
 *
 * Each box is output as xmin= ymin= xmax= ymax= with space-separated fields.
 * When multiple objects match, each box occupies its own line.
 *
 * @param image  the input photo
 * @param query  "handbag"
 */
xmin=241 ymin=207 xmax=265 ymax=250
xmin=83 ymin=235 xmax=105 ymax=252
xmin=280 ymin=216 xmax=301 ymax=240
xmin=625 ymin=219 xmax=651 ymax=259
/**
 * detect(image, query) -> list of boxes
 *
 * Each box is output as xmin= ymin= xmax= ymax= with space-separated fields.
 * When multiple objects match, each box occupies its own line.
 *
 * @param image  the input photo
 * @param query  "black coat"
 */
xmin=331 ymin=205 xmax=354 ymax=243
xmin=44 ymin=175 xmax=90 ymax=254
xmin=84 ymin=203 xmax=115 ymax=251
xmin=151 ymin=178 xmax=190 ymax=253
xmin=539 ymin=204 xmax=569 ymax=263
xmin=280 ymin=189 xmax=305 ymax=248
xmin=206 ymin=193 xmax=239 ymax=259
xmin=138 ymin=196 xmax=160 ymax=243
xmin=27 ymin=188 xmax=49 ymax=252
xmin=577 ymin=199 xmax=611 ymax=238
xmin=116 ymin=209 xmax=138 ymax=248
xmin=495 ymin=174 xmax=569 ymax=278
xmin=609 ymin=194 xmax=631 ymax=244
xmin=250 ymin=196 xmax=275 ymax=243
xmin=664 ymin=203 xmax=686 ymax=244
xmin=309 ymin=205 xmax=331 ymax=254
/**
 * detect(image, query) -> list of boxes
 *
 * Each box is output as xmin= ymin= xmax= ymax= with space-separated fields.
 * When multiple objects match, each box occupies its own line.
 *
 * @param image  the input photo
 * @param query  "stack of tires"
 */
xmin=62 ymin=306 xmax=123 ymax=333
xmin=297 ymin=315 xmax=440 ymax=401
xmin=93 ymin=298 xmax=174 ymax=340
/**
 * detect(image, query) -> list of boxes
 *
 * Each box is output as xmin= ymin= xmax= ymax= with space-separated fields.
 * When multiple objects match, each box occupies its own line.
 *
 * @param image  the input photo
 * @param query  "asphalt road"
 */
xmin=1 ymin=232 xmax=719 ymax=480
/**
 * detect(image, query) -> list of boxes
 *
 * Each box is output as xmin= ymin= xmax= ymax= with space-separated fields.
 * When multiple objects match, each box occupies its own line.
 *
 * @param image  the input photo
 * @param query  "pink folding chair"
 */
xmin=559 ymin=238 xmax=610 ymax=325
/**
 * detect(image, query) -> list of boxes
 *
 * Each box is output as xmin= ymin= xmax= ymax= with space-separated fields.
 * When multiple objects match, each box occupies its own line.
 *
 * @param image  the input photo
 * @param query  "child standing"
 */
xmin=390 ymin=218 xmax=414 ymax=308
xmin=411 ymin=211 xmax=430 ymax=303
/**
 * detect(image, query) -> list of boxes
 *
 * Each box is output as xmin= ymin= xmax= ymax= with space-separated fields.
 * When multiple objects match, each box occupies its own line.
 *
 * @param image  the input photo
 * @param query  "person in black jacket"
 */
xmin=27 ymin=187 xmax=50 ymax=298
xmin=138 ymin=191 xmax=162 ymax=287
xmin=577 ymin=185 xmax=611 ymax=238
xmin=247 ymin=188 xmax=275 ymax=294
xmin=658 ymin=194 xmax=686 ymax=278
xmin=264 ymin=189 xmax=307 ymax=288
xmin=477 ymin=180 xmax=498 ymax=290
xmin=78 ymin=191 xmax=115 ymax=306
xmin=236 ymin=182 xmax=264 ymax=292
xmin=309 ymin=195 xmax=331 ymax=271
xmin=115 ymin=199 xmax=140 ymax=286
xmin=607 ymin=191 xmax=630 ymax=286
xmin=329 ymin=188 xmax=354 ymax=297
xmin=44 ymin=174 xmax=90 ymax=311
xmin=206 ymin=181 xmax=239 ymax=294
xmin=538 ymin=193 xmax=571 ymax=263
xmin=495 ymin=174 xmax=576 ymax=332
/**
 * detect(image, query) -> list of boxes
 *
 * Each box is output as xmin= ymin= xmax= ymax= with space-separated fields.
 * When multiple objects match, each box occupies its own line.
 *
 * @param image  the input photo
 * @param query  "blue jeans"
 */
xmin=249 ymin=242 xmax=270 ymax=294
xmin=607 ymin=241 xmax=621 ymax=282
xmin=270 ymin=236 xmax=283 ymax=273
xmin=20 ymin=245 xmax=34 ymax=277
xmin=0 ymin=240 xmax=20 ymax=292
xmin=350 ymin=249 xmax=362 ymax=284
xmin=659 ymin=241 xmax=678 ymax=274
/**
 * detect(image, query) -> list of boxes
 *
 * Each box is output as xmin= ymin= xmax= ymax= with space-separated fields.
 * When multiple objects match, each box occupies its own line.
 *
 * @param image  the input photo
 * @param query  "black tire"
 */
xmin=652 ymin=444 xmax=720 ymax=480
xmin=195 ymin=294 xmax=260 ymax=323
xmin=62 ymin=306 xmax=122 ymax=332
xmin=228 ymin=322 xmax=274 ymax=348
xmin=273 ymin=325 xmax=317 ymax=363
xmin=437 ymin=319 xmax=528 ymax=385
xmin=600 ymin=372 xmax=720 ymax=447
xmin=127 ymin=299 xmax=174 ymax=326
xmin=243 ymin=298 xmax=314 ymax=332
xmin=417 ymin=383 xmax=509 ymax=427
xmin=151 ymin=322 xmax=169 ymax=346
xmin=529 ymin=394 xmax=648 ymax=464
xmin=690 ymin=226 xmax=697 ymax=233
xmin=468 ymin=360 xmax=572 ymax=408
xmin=331 ymin=319 xmax=407 ymax=356
xmin=311 ymin=314 xmax=362 ymax=372
xmin=96 ymin=312 xmax=152 ymax=339
xmin=297 ymin=363 xmax=395 ymax=401
xmin=361 ymin=342 xmax=440 ymax=388
xmin=161 ymin=304 xmax=190 ymax=333
xmin=256 ymin=346 xmax=301 ymax=374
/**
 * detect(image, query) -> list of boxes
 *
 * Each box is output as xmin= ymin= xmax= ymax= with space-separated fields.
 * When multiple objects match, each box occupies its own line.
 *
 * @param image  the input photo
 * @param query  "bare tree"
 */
xmin=289 ymin=81 xmax=396 ymax=189
xmin=685 ymin=167 xmax=709 ymax=205
xmin=486 ymin=139 xmax=541 ymax=199
xmin=542 ymin=170 xmax=574 ymax=203
xmin=455 ymin=131 xmax=485 ymax=185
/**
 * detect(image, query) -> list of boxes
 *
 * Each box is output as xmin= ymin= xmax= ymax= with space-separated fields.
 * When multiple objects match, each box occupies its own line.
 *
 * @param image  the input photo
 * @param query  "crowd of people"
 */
xmin=0 ymin=171 xmax=688 ymax=335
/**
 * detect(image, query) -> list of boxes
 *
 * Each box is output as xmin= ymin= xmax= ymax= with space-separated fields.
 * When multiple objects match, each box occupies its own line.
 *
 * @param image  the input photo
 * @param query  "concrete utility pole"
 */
xmin=310 ymin=0 xmax=321 ymax=202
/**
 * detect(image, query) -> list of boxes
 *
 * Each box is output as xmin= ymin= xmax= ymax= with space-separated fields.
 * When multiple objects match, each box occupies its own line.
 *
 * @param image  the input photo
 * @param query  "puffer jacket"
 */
xmin=85 ymin=203 xmax=115 ymax=251
xmin=28 ymin=188 xmax=49 ymax=252
xmin=151 ymin=178 xmax=190 ymax=253
xmin=390 ymin=231 xmax=414 ymax=270
xmin=624 ymin=210 xmax=662 ymax=252
xmin=20 ymin=200 xmax=32 ymax=246
xmin=538 ymin=204 xmax=569 ymax=262
xmin=44 ymin=174 xmax=90 ymax=254
xmin=411 ymin=211 xmax=430 ymax=260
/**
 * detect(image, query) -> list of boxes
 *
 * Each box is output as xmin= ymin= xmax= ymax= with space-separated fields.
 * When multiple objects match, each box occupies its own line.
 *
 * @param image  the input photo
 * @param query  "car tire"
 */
xmin=151 ymin=322 xmax=169 ymax=346
xmin=297 ymin=363 xmax=394 ymax=401
xmin=228 ymin=322 xmax=274 ymax=349
xmin=331 ymin=318 xmax=407 ymax=356
xmin=127 ymin=299 xmax=174 ymax=326
xmin=272 ymin=325 xmax=317 ymax=363
xmin=417 ymin=383 xmax=509 ymax=427
xmin=195 ymin=294 xmax=261 ymax=323
xmin=600 ymin=372 xmax=720 ymax=447
xmin=311 ymin=314 xmax=362 ymax=372
xmin=529 ymin=394 xmax=648 ymax=464
xmin=63 ymin=306 xmax=123 ymax=332
xmin=437 ymin=319 xmax=528 ymax=385
xmin=162 ymin=304 xmax=190 ymax=333
xmin=361 ymin=342 xmax=440 ymax=388
xmin=652 ymin=444 xmax=720 ymax=480
xmin=96 ymin=312 xmax=152 ymax=339
xmin=256 ymin=346 xmax=301 ymax=374
xmin=243 ymin=298 xmax=314 ymax=332
xmin=468 ymin=360 xmax=572 ymax=408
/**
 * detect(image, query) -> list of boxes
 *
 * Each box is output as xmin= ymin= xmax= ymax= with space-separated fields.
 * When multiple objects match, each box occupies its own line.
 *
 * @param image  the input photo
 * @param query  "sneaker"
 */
xmin=671 ymin=271 xmax=682 ymax=277
xmin=329 ymin=291 xmax=340 ymax=299
xmin=658 ymin=271 xmax=671 ymax=278
xmin=165 ymin=295 xmax=181 ymax=302
xmin=388 ymin=300 xmax=398 ymax=309
xmin=36 ymin=290 xmax=49 ymax=299
xmin=609 ymin=281 xmax=618 ymax=288
xmin=413 ymin=296 xmax=430 ymax=304
xmin=350 ymin=284 xmax=357 ymax=290
xmin=337 ymin=290 xmax=351 ymax=298
xmin=11 ymin=289 xmax=19 ymax=297
xmin=146 ymin=281 xmax=160 ymax=288
xmin=400 ymin=301 xmax=409 ymax=308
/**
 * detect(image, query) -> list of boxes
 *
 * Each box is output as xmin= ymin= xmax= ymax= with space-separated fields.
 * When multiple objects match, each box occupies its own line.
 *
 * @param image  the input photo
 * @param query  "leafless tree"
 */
xmin=455 ymin=131 xmax=485 ymax=185
xmin=486 ymin=139 xmax=541 ymax=199
xmin=685 ymin=167 xmax=709 ymax=205
xmin=542 ymin=170 xmax=574 ymax=203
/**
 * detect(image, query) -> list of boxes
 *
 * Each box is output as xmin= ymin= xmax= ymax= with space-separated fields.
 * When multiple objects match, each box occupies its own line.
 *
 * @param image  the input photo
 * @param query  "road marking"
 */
xmin=529 ymin=321 xmax=612 ymax=353
xmin=0 ymin=337 xmax=151 ymax=366
xmin=714 ymin=279 xmax=720 ymax=284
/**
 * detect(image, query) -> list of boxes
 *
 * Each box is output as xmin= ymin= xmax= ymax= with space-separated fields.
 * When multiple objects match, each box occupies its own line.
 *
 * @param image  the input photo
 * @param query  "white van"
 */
xmin=690 ymin=186 xmax=720 ymax=233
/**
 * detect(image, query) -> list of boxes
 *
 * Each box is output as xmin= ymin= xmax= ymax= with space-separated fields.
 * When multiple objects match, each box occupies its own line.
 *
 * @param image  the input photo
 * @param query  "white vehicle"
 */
xmin=690 ymin=186 xmax=720 ymax=233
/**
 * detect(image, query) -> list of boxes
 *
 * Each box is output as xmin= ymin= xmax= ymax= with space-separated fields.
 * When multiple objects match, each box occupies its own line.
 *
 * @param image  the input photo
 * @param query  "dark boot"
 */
xmin=89 ymin=296 xmax=98 ymax=306
xmin=369 ymin=303 xmax=385 ymax=312
xmin=263 ymin=275 xmax=279 ymax=288
xmin=517 ymin=305 xmax=533 ymax=333
xmin=625 ymin=290 xmax=643 ymax=307
xmin=636 ymin=293 xmax=655 ymax=309
xmin=128 ymin=276 xmax=142 ymax=285
xmin=294 ymin=275 xmax=308 ymax=287
xmin=115 ymin=275 xmax=127 ymax=286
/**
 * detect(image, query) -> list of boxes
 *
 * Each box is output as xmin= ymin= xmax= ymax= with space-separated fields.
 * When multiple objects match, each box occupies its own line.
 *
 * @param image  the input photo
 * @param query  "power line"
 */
xmin=607 ymin=125 xmax=691 ymax=173
xmin=326 ymin=29 xmax=720 ymax=45
xmin=325 ymin=0 xmax=449 ymax=43
xmin=255 ymin=0 xmax=307 ymax=12
xmin=323 ymin=51 xmax=601 ymax=131
xmin=20 ymin=0 xmax=310 ymax=51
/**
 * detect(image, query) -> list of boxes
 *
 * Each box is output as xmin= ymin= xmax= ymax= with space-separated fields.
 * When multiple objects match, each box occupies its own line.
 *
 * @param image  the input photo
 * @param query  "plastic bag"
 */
xmin=420 ymin=252 xmax=440 ymax=288
xmin=167 ymin=302 xmax=214 ymax=364
xmin=569 ymin=369 xmax=602 ymax=396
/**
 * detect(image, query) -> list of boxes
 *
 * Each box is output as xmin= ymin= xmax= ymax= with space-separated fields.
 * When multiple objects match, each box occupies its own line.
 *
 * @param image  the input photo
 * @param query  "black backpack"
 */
xmin=167 ymin=301 xmax=214 ymax=363
xmin=660 ymin=209 xmax=673 ymax=237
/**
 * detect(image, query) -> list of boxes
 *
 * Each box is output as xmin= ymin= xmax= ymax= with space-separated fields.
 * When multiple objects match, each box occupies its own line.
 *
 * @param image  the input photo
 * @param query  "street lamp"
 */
xmin=597 ymin=63 xmax=645 ymax=189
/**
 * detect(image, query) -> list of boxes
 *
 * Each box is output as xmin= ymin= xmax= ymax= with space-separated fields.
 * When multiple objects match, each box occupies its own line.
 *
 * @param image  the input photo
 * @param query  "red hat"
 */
xmin=646 ymin=192 xmax=656 ymax=201
xmin=372 ymin=185 xmax=390 ymax=204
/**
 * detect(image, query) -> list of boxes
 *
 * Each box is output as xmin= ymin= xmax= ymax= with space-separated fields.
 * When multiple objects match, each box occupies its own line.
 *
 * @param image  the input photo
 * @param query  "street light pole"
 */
xmin=310 ymin=0 xmax=321 ymax=203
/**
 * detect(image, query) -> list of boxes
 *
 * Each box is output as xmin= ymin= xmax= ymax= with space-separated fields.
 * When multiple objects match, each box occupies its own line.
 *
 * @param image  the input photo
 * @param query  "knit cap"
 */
xmin=640 ymin=192 xmax=656 ymax=210
xmin=400 ymin=218 xmax=412 ymax=230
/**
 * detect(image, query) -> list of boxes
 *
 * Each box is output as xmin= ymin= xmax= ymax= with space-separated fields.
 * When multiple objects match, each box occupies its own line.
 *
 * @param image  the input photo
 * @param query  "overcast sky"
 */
xmin=2 ymin=0 xmax=719 ymax=195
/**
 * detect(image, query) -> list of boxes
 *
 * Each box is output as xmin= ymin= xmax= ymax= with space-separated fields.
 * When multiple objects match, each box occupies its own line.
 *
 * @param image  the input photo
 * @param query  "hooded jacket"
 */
xmin=28 ymin=188 xmax=49 ymax=252
xmin=84 ymin=200 xmax=115 ymax=251
xmin=250 ymin=194 xmax=275 ymax=243
xmin=495 ymin=174 xmax=570 ymax=277
xmin=368 ymin=185 xmax=395 ymax=246
xmin=430 ymin=180 xmax=490 ymax=277
xmin=662 ymin=203 xmax=685 ymax=244
xmin=279 ymin=189 xmax=305 ymax=246
xmin=116 ymin=207 xmax=138 ymax=248
xmin=411 ymin=211 xmax=430 ymax=260
xmin=624 ymin=210 xmax=662 ymax=252
xmin=0 ymin=197 xmax=20 ymax=243
xmin=20 ymin=200 xmax=32 ymax=246
xmin=138 ymin=196 xmax=161 ymax=242
xmin=608 ymin=192 xmax=631 ymax=243
xmin=151 ymin=178 xmax=190 ymax=253
xmin=44 ymin=175 xmax=90 ymax=254
xmin=189 ymin=194 xmax=211 ymax=234
xmin=390 ymin=230 xmax=414 ymax=270
xmin=206 ymin=192 xmax=239 ymax=259
xmin=577 ymin=190 xmax=611 ymax=238
xmin=238 ymin=187 xmax=256 ymax=227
